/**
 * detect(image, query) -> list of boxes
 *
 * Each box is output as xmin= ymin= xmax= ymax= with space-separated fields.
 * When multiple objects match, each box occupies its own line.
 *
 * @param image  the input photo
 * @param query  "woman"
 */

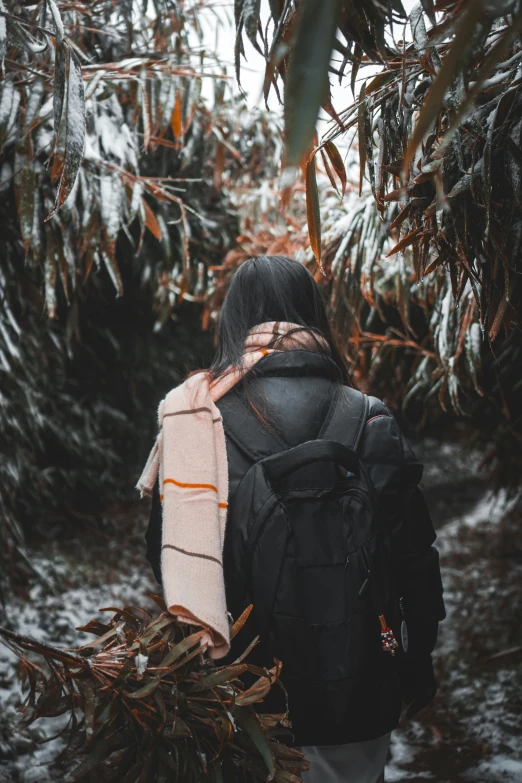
xmin=142 ymin=256 xmax=445 ymax=783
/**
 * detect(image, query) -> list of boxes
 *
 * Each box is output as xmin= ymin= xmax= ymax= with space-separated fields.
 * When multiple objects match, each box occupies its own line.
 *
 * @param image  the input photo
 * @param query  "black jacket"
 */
xmin=145 ymin=350 xmax=445 ymax=744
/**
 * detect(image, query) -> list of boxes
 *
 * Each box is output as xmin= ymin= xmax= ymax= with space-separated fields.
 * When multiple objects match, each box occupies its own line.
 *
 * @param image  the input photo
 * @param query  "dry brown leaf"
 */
xmin=142 ymin=198 xmax=162 ymax=240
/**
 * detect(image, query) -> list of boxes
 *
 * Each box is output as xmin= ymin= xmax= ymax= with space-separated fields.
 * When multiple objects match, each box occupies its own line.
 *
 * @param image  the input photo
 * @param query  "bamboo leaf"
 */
xmin=274 ymin=771 xmax=303 ymax=783
xmin=320 ymin=147 xmax=340 ymax=195
xmin=268 ymin=0 xmax=282 ymax=23
xmin=230 ymin=604 xmax=253 ymax=640
xmin=358 ymin=81 xmax=367 ymax=197
xmin=49 ymin=4 xmax=66 ymax=157
xmin=420 ymin=0 xmax=436 ymax=25
xmin=403 ymin=0 xmax=483 ymax=177
xmin=63 ymin=740 xmax=109 ymax=783
xmin=447 ymin=172 xmax=473 ymax=199
xmin=324 ymin=140 xmax=347 ymax=197
xmin=366 ymin=70 xmax=395 ymax=95
xmin=78 ymin=679 xmax=96 ymax=738
xmin=110 ymin=659 xmax=133 ymax=689
xmin=126 ymin=676 xmax=162 ymax=699
xmin=172 ymin=715 xmax=191 ymax=737
xmin=284 ymin=0 xmax=342 ymax=168
xmin=350 ymin=43 xmax=362 ymax=98
xmin=389 ymin=203 xmax=411 ymax=231
xmin=47 ymin=0 xmax=64 ymax=43
xmin=243 ymin=0 xmax=262 ymax=53
xmin=101 ymin=253 xmax=124 ymax=297
xmin=235 ymin=670 xmax=275 ymax=706
xmin=23 ymin=77 xmax=45 ymax=136
xmin=14 ymin=136 xmax=35 ymax=253
xmin=436 ymin=5 xmax=522 ymax=161
xmin=488 ymin=287 xmax=512 ymax=343
xmin=386 ymin=227 xmax=424 ymax=257
xmin=149 ymin=593 xmax=167 ymax=612
xmin=44 ymin=252 xmax=57 ymax=319
xmin=142 ymin=198 xmax=162 ymax=240
xmin=235 ymin=16 xmax=245 ymax=89
xmin=410 ymin=3 xmax=429 ymax=54
xmin=140 ymin=70 xmax=151 ymax=150
xmin=0 ymin=81 xmax=19 ymax=146
xmin=424 ymin=254 xmax=443 ymax=276
xmin=465 ymin=321 xmax=484 ymax=396
xmin=169 ymin=643 xmax=205 ymax=672
xmin=506 ymin=135 xmax=522 ymax=169
xmin=171 ymin=89 xmax=183 ymax=140
xmin=182 ymin=77 xmax=201 ymax=136
xmin=158 ymin=69 xmax=176 ymax=132
xmin=47 ymin=47 xmax=85 ymax=219
xmin=130 ymin=615 xmax=176 ymax=649
xmin=236 ymin=707 xmax=276 ymax=780
xmin=153 ymin=688 xmax=167 ymax=725
xmin=159 ymin=629 xmax=207 ymax=668
xmin=79 ymin=626 xmax=118 ymax=650
xmin=214 ymin=141 xmax=225 ymax=190
xmin=322 ymin=92 xmax=345 ymax=131
xmin=305 ymin=153 xmax=321 ymax=265
xmin=0 ymin=1 xmax=7 ymax=67
xmin=100 ymin=173 xmax=123 ymax=246
xmin=192 ymin=664 xmax=249 ymax=691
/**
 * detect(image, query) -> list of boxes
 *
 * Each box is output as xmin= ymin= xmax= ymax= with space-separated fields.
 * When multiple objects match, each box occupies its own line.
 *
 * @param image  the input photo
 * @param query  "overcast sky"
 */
xmin=198 ymin=0 xmax=417 ymax=125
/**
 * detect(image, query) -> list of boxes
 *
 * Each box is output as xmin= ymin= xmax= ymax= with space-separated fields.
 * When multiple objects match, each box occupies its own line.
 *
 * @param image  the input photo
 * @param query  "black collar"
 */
xmin=251 ymin=349 xmax=342 ymax=382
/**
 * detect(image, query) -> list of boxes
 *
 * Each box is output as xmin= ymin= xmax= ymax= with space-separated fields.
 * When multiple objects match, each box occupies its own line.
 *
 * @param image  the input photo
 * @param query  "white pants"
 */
xmin=301 ymin=732 xmax=390 ymax=783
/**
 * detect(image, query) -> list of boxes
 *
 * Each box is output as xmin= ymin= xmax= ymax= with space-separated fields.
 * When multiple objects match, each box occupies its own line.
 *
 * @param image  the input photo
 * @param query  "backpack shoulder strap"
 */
xmin=319 ymin=385 xmax=369 ymax=452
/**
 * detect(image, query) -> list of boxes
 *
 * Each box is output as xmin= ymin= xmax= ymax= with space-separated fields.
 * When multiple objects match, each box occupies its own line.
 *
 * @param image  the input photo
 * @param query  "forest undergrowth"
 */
xmin=1 ymin=438 xmax=521 ymax=783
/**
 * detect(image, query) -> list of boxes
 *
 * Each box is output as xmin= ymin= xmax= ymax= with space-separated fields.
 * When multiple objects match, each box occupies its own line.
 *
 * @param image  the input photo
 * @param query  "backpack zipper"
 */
xmin=358 ymin=545 xmax=371 ymax=596
xmin=400 ymin=596 xmax=409 ymax=653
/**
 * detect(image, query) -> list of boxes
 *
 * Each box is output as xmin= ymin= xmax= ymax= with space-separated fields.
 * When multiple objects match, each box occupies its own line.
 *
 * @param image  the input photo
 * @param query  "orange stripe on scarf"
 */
xmin=164 ymin=477 xmax=218 ymax=493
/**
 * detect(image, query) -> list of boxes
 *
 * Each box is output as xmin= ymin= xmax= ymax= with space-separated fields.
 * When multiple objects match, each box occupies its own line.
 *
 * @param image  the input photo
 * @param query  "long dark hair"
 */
xmin=210 ymin=256 xmax=349 ymax=384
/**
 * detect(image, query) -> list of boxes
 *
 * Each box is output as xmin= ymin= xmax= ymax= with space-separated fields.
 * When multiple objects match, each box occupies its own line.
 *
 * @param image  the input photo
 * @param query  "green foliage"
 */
xmin=1 ymin=0 xmax=240 ymax=308
xmin=231 ymin=0 xmax=522 ymax=485
xmin=236 ymin=0 xmax=408 ymax=167
xmin=283 ymin=0 xmax=341 ymax=169
xmin=0 ymin=0 xmax=244 ymax=592
xmin=321 ymin=5 xmax=522 ymax=346
xmin=0 ymin=603 xmax=308 ymax=782
xmin=235 ymin=1 xmax=522 ymax=331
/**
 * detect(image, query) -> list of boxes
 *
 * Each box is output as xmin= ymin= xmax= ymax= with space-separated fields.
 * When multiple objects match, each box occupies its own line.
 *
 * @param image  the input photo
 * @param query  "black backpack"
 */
xmin=225 ymin=385 xmax=400 ymax=730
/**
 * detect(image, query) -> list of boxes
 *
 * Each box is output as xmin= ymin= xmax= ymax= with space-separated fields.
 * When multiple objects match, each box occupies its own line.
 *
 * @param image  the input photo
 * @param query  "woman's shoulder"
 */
xmin=365 ymin=394 xmax=392 ymax=422
xmin=341 ymin=385 xmax=391 ymax=422
xmin=354 ymin=390 xmax=423 ymax=476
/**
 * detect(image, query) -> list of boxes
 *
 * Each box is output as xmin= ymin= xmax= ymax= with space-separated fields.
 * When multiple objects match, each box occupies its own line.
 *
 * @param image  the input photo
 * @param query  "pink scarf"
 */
xmin=137 ymin=322 xmax=328 ymax=659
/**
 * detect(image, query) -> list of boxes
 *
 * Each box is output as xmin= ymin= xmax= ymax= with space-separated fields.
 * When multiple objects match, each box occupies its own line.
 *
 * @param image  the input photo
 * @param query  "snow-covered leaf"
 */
xmin=44 ymin=253 xmax=57 ymax=319
xmin=0 ymin=81 xmax=19 ymax=147
xmin=23 ymin=78 xmax=45 ymax=136
xmin=0 ymin=0 xmax=7 ymax=66
xmin=47 ymin=47 xmax=85 ymax=218
xmin=14 ymin=136 xmax=36 ymax=253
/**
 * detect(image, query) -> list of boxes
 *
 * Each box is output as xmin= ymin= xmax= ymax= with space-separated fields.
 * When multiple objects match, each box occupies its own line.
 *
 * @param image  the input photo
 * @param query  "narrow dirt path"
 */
xmin=387 ymin=439 xmax=522 ymax=782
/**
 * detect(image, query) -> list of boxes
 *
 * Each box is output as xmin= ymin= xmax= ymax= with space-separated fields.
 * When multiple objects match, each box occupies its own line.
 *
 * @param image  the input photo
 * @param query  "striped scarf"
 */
xmin=137 ymin=321 xmax=329 ymax=659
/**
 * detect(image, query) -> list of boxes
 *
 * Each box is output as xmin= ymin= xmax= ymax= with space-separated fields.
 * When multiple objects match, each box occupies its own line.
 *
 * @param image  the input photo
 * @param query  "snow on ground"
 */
xmin=0 ymin=509 xmax=157 ymax=783
xmin=386 ymin=489 xmax=522 ymax=782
